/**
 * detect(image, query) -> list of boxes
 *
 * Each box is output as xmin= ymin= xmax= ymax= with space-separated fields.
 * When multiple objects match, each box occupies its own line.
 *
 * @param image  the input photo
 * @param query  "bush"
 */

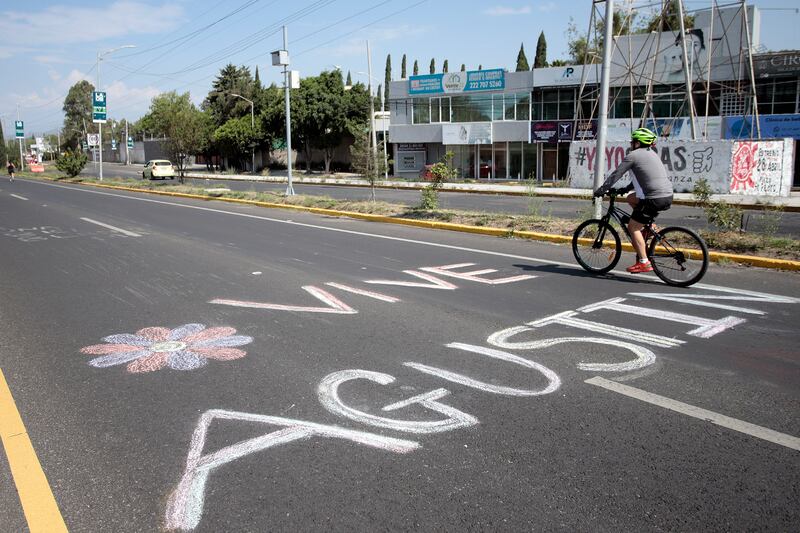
xmin=54 ymin=150 xmax=88 ymax=177
xmin=418 ymin=151 xmax=457 ymax=210
xmin=692 ymin=178 xmax=743 ymax=231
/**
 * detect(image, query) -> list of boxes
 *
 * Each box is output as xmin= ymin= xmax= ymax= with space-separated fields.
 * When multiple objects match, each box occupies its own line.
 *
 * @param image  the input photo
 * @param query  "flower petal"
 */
xmin=127 ymin=353 xmax=168 ymax=373
xmin=136 ymin=327 xmax=170 ymax=342
xmin=167 ymin=350 xmax=208 ymax=371
xmin=183 ymin=327 xmax=236 ymax=344
xmin=81 ymin=343 xmax=143 ymax=355
xmin=101 ymin=333 xmax=152 ymax=346
xmin=169 ymin=324 xmax=206 ymax=341
xmin=89 ymin=350 xmax=150 ymax=368
xmin=189 ymin=348 xmax=247 ymax=361
xmin=193 ymin=335 xmax=253 ymax=348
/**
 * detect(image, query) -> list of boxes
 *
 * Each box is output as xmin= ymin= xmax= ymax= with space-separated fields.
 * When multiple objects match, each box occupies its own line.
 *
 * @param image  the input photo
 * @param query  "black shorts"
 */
xmin=631 ymin=196 xmax=672 ymax=224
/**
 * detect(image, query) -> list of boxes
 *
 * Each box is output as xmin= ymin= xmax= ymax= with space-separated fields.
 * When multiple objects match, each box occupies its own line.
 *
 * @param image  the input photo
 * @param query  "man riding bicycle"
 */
xmin=593 ymin=127 xmax=673 ymax=273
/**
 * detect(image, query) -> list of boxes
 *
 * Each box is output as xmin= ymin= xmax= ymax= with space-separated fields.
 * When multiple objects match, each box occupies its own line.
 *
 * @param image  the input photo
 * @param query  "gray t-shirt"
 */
xmin=600 ymin=147 xmax=673 ymax=199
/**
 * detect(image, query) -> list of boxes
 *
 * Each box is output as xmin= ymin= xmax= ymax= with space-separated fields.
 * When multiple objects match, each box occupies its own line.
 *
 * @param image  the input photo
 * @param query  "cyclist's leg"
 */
xmin=628 ymin=200 xmax=657 ymax=271
xmin=626 ymin=193 xmax=638 ymax=209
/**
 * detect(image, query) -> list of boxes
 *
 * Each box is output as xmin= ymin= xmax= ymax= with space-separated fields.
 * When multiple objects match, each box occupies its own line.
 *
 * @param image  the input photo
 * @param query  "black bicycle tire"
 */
xmin=572 ymin=219 xmax=621 ymax=275
xmin=648 ymin=226 xmax=709 ymax=287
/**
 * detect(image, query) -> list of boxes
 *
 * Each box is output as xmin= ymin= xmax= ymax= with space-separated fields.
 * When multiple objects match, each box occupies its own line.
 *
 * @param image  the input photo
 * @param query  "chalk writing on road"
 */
xmin=165 ymin=282 xmax=799 ymax=530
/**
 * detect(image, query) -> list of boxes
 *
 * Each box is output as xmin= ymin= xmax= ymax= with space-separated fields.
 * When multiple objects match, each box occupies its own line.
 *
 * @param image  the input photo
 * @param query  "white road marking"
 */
xmin=210 ymin=285 xmax=357 ymax=314
xmin=79 ymin=217 xmax=141 ymax=237
xmin=586 ymin=376 xmax=800 ymax=451
xmin=324 ymin=282 xmax=401 ymax=303
xmin=24 ymin=181 xmax=800 ymax=298
xmin=10 ymin=194 xmax=28 ymax=201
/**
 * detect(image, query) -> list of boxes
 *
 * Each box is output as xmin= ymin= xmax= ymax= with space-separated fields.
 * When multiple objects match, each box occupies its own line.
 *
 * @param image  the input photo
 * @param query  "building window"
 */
xmin=412 ymin=98 xmax=430 ymax=124
xmin=516 ymin=93 xmax=531 ymax=121
xmin=558 ymin=88 xmax=575 ymax=120
xmin=428 ymin=97 xmax=452 ymax=123
xmin=505 ymin=94 xmax=516 ymax=120
xmin=542 ymin=90 xmax=559 ymax=120
xmin=492 ymin=94 xmax=504 ymax=121
xmin=441 ymin=97 xmax=451 ymax=122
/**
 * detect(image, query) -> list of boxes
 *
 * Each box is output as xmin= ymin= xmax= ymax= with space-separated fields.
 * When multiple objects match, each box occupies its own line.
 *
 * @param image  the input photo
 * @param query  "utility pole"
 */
xmin=381 ymin=86 xmax=388 ymax=180
xmin=278 ymin=26 xmax=295 ymax=195
xmin=97 ymin=50 xmax=103 ymax=180
xmin=125 ymin=120 xmax=129 ymax=165
xmin=593 ymin=0 xmax=615 ymax=218
xmin=366 ymin=40 xmax=378 ymax=177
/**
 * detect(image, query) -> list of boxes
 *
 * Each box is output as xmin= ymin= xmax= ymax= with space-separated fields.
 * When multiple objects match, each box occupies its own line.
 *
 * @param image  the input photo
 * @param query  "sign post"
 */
xmin=15 ymin=119 xmax=24 ymax=170
xmin=93 ymin=91 xmax=107 ymax=180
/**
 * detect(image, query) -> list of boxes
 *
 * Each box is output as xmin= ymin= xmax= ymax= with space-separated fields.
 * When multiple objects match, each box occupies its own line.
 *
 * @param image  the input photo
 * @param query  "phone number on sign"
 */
xmin=468 ymin=80 xmax=503 ymax=90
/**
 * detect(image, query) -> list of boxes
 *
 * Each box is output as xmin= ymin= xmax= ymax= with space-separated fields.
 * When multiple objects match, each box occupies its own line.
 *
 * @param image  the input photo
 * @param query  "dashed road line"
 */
xmin=0 ymin=369 xmax=68 ymax=532
xmin=79 ymin=217 xmax=141 ymax=237
xmin=586 ymin=376 xmax=800 ymax=451
xmin=10 ymin=194 xmax=28 ymax=201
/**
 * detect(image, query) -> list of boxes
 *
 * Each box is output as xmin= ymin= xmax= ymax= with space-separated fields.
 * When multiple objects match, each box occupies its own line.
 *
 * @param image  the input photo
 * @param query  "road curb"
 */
xmin=45 ymin=178 xmax=800 ymax=272
xmin=186 ymin=173 xmax=800 ymax=212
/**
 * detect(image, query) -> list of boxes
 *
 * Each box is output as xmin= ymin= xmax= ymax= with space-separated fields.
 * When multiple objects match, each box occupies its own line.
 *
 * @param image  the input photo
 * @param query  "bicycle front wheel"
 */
xmin=572 ymin=219 xmax=621 ymax=274
xmin=648 ymin=226 xmax=709 ymax=287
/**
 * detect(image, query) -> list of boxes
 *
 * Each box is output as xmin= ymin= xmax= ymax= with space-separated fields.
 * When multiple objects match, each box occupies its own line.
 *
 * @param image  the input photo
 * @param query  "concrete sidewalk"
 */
xmin=184 ymin=170 xmax=800 ymax=211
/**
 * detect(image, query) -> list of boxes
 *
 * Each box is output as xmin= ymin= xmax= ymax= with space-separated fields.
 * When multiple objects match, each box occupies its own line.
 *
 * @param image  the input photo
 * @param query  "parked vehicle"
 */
xmin=142 ymin=160 xmax=176 ymax=180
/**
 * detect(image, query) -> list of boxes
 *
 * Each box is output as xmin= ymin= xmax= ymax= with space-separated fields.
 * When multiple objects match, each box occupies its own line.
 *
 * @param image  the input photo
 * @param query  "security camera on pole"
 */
xmin=271 ymin=26 xmax=299 ymax=196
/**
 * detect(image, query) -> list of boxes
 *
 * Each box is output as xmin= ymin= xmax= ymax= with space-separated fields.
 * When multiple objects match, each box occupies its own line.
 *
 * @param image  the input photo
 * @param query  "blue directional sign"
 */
xmin=15 ymin=120 xmax=24 ymax=138
xmin=92 ymin=91 xmax=107 ymax=123
xmin=127 ymin=136 xmax=134 ymax=149
xmin=111 ymin=138 xmax=117 ymax=150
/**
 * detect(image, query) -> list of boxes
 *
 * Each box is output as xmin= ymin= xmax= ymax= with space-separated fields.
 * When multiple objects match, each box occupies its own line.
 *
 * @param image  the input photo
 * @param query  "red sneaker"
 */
xmin=627 ymin=261 xmax=654 ymax=273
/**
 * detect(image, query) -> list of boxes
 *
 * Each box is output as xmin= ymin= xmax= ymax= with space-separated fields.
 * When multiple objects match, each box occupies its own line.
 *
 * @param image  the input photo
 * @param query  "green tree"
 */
xmin=384 ymin=54 xmax=391 ymax=104
xmin=214 ymin=115 xmax=262 ymax=172
xmin=460 ymin=63 xmax=466 ymax=71
xmin=419 ymin=151 xmax=457 ymax=210
xmin=346 ymin=70 xmax=352 ymax=86
xmin=515 ymin=43 xmax=529 ymax=71
xmin=62 ymin=80 xmax=95 ymax=150
xmin=429 ymin=58 xmax=435 ymax=74
xmin=566 ymin=11 xmax=636 ymax=65
xmin=413 ymin=60 xmax=419 ymax=75
xmin=0 ymin=120 xmax=6 ymax=164
xmin=442 ymin=59 xmax=449 ymax=73
xmin=640 ymin=0 xmax=692 ymax=32
xmin=349 ymin=123 xmax=387 ymax=201
xmin=401 ymin=54 xmax=407 ymax=78
xmin=203 ymin=64 xmax=255 ymax=127
xmin=55 ymin=150 xmax=88 ymax=178
xmin=140 ymin=91 xmax=214 ymax=180
xmin=534 ymin=32 xmax=548 ymax=68
xmin=550 ymin=59 xmax=569 ymax=67
xmin=478 ymin=64 xmax=482 ymax=70
xmin=254 ymin=66 xmax=262 ymax=90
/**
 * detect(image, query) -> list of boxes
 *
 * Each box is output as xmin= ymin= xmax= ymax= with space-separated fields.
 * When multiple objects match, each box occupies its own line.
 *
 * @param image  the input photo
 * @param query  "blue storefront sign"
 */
xmin=724 ymin=114 xmax=800 ymax=140
xmin=409 ymin=68 xmax=505 ymax=95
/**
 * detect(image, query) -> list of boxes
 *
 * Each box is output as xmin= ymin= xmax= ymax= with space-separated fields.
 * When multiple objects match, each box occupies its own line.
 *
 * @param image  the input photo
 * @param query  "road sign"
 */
xmin=127 ymin=136 xmax=133 ymax=149
xmin=87 ymin=133 xmax=100 ymax=147
xmin=81 ymin=140 xmax=88 ymax=150
xmin=15 ymin=120 xmax=24 ymax=138
xmin=111 ymin=139 xmax=117 ymax=150
xmin=92 ymin=91 xmax=107 ymax=123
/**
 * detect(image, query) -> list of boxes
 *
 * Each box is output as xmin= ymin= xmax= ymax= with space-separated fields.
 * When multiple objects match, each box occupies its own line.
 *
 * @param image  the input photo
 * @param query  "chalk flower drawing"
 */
xmin=80 ymin=323 xmax=253 ymax=372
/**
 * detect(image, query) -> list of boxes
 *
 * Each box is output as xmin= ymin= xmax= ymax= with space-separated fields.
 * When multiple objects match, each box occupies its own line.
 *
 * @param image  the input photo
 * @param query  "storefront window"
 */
xmin=559 ymin=89 xmax=575 ymax=120
xmin=523 ymin=142 xmax=537 ymax=180
xmin=516 ymin=93 xmax=531 ymax=121
xmin=543 ymin=90 xmax=559 ymax=120
xmin=412 ymin=98 xmax=430 ymax=124
xmin=493 ymin=142 xmax=507 ymax=179
xmin=509 ymin=142 xmax=522 ymax=179
xmin=446 ymin=145 xmax=474 ymax=179
xmin=450 ymin=94 xmax=493 ymax=122
xmin=431 ymin=98 xmax=440 ymax=123
xmin=492 ymin=94 xmax=504 ymax=121
xmin=505 ymin=94 xmax=516 ymax=120
xmin=441 ymin=97 xmax=451 ymax=122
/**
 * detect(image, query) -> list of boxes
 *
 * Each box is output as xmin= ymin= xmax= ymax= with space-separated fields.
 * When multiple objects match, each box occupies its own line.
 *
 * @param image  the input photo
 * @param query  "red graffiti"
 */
xmin=730 ymin=142 xmax=757 ymax=191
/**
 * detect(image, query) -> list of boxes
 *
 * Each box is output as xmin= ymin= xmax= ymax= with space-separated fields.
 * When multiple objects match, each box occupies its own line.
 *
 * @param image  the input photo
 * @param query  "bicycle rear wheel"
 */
xmin=648 ymin=226 xmax=708 ymax=287
xmin=572 ymin=219 xmax=621 ymax=274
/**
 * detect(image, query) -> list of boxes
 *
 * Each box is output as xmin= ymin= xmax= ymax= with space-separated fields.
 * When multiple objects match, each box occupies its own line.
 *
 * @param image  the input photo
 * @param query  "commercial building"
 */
xmin=388 ymin=4 xmax=800 ymax=187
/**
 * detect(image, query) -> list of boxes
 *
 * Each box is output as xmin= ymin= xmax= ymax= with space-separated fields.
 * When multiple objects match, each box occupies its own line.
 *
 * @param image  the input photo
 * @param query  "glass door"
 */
xmin=479 ymin=145 xmax=492 ymax=179
xmin=493 ymin=142 xmax=507 ymax=180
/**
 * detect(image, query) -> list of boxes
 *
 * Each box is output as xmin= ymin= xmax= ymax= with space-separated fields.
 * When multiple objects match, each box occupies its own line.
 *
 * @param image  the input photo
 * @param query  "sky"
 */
xmin=1 ymin=0 xmax=799 ymax=137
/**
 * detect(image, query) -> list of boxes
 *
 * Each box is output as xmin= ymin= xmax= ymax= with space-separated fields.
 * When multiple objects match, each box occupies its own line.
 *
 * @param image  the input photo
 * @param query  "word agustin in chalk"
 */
xmin=163 ymin=262 xmax=798 ymax=530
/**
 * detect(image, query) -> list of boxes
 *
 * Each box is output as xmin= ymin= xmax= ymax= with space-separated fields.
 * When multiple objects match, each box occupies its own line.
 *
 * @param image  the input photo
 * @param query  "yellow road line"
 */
xmin=0 ymin=369 xmax=68 ymax=532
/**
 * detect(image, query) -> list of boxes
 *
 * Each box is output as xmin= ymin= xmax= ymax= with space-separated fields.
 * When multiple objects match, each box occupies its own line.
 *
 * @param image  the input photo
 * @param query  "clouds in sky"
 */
xmin=484 ymin=6 xmax=533 ymax=16
xmin=0 ymin=1 xmax=184 ymax=47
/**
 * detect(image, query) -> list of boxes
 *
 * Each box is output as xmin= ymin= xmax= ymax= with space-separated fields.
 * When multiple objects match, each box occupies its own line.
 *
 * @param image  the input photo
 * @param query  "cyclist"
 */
xmin=593 ymin=127 xmax=673 ymax=273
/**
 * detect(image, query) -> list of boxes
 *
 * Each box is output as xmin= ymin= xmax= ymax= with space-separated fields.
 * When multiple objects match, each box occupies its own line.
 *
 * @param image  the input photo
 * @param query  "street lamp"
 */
xmin=96 ymin=44 xmax=136 ymax=180
xmin=356 ymin=71 xmax=389 ymax=181
xmin=230 ymin=93 xmax=256 ymax=173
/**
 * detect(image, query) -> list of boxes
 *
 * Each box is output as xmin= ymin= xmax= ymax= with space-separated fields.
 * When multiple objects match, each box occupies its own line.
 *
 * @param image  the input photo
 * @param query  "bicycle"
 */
xmin=572 ymin=189 xmax=709 ymax=287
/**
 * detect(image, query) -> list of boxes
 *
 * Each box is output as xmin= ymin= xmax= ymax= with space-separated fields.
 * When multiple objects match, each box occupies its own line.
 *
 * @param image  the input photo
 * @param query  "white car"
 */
xmin=142 ymin=160 xmax=176 ymax=180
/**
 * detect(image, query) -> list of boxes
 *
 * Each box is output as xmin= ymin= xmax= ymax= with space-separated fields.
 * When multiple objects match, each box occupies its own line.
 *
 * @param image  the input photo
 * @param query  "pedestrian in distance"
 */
xmin=6 ymin=160 xmax=15 ymax=182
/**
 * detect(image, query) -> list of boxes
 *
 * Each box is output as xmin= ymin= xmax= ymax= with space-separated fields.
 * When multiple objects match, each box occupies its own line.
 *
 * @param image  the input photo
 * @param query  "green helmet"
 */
xmin=631 ymin=127 xmax=657 ymax=145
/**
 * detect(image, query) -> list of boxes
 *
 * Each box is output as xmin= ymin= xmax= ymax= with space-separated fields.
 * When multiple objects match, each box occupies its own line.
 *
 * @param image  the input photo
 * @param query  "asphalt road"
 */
xmin=1 ymin=177 xmax=798 ymax=532
xmin=81 ymin=162 xmax=800 ymax=237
